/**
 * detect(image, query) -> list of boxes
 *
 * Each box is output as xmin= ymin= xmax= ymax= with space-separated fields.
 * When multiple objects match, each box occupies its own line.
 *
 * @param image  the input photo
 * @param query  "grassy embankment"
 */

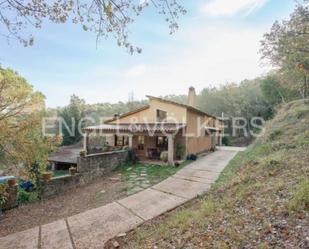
xmin=112 ymin=100 xmax=309 ymax=249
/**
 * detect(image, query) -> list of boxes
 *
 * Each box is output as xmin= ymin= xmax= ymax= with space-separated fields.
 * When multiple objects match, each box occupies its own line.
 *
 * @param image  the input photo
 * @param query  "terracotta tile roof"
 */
xmin=146 ymin=95 xmax=218 ymax=119
xmin=104 ymin=105 xmax=150 ymax=124
xmin=84 ymin=123 xmax=186 ymax=133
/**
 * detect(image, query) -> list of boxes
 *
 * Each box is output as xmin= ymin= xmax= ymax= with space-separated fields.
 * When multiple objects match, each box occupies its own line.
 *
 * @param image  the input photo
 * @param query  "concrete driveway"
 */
xmin=0 ymin=146 xmax=245 ymax=249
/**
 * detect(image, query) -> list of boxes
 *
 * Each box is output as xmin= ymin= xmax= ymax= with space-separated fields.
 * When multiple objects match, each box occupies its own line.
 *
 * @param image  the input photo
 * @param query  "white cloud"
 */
xmin=201 ymin=0 xmax=269 ymax=17
xmin=56 ymin=22 xmax=270 ymax=107
xmin=42 ymin=22 xmax=271 ymax=107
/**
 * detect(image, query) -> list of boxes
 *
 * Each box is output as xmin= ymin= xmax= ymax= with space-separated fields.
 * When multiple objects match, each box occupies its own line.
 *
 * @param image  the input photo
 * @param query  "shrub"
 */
xmin=29 ymin=162 xmax=43 ymax=198
xmin=0 ymin=183 xmax=8 ymax=209
xmin=17 ymin=188 xmax=31 ymax=204
xmin=17 ymin=188 xmax=39 ymax=204
xmin=126 ymin=149 xmax=138 ymax=164
xmin=160 ymin=151 xmax=168 ymax=162
xmin=286 ymin=179 xmax=309 ymax=212
xmin=222 ymin=136 xmax=231 ymax=146
xmin=175 ymin=143 xmax=185 ymax=160
xmin=79 ymin=150 xmax=86 ymax=157
xmin=45 ymin=163 xmax=52 ymax=171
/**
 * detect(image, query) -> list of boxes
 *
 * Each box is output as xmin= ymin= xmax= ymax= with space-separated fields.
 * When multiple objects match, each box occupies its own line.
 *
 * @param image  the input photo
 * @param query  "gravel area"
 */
xmin=0 ymin=171 xmax=126 ymax=237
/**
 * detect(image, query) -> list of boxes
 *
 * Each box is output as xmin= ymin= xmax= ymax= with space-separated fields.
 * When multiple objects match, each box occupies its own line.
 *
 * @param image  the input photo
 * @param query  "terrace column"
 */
xmin=167 ymin=134 xmax=174 ymax=165
xmin=128 ymin=134 xmax=133 ymax=149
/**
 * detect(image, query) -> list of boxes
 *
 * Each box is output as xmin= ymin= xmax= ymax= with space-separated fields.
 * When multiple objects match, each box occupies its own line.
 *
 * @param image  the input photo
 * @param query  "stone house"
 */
xmin=84 ymin=87 xmax=223 ymax=165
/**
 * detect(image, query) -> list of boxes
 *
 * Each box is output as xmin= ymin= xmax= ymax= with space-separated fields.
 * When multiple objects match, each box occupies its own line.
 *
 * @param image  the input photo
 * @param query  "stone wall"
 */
xmin=41 ymin=150 xmax=128 ymax=198
xmin=77 ymin=150 xmax=128 ymax=180
xmin=41 ymin=174 xmax=82 ymax=198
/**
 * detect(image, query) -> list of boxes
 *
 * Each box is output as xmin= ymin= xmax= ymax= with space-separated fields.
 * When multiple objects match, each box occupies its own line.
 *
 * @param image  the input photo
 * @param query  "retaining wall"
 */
xmin=41 ymin=150 xmax=128 ymax=198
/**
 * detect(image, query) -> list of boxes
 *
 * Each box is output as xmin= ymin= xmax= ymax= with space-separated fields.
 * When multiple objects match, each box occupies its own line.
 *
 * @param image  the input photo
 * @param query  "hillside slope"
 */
xmin=109 ymin=100 xmax=309 ymax=249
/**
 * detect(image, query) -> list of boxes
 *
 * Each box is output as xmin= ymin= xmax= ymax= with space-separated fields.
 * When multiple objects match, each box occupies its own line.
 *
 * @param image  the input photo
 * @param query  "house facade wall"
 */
xmin=108 ymin=98 xmax=187 ymax=124
xmin=107 ymin=97 xmax=219 ymax=156
xmin=186 ymin=109 xmax=215 ymax=154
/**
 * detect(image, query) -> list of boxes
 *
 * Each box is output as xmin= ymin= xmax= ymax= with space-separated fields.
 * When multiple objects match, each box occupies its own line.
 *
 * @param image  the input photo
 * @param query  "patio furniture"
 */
xmin=147 ymin=148 xmax=161 ymax=160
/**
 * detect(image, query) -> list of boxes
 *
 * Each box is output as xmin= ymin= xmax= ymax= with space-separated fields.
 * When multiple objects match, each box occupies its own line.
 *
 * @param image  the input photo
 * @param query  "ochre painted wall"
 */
xmin=109 ymin=98 xmax=187 ymax=124
xmin=185 ymin=109 xmax=216 ymax=154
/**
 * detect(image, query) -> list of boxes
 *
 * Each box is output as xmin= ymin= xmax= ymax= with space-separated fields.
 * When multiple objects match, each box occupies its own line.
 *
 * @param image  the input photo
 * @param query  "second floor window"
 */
xmin=156 ymin=109 xmax=167 ymax=122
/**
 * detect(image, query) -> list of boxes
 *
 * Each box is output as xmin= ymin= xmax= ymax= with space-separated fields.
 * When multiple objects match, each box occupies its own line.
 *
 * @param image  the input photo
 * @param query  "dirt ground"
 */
xmin=0 ymin=171 xmax=126 ymax=237
xmin=0 ymin=161 xmax=191 ymax=237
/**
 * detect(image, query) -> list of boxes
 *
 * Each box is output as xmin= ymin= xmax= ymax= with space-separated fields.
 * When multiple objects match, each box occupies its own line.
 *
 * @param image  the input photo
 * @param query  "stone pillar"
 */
xmin=219 ymin=131 xmax=223 ymax=146
xmin=167 ymin=134 xmax=174 ymax=165
xmin=128 ymin=134 xmax=133 ymax=149
xmin=4 ymin=185 xmax=18 ymax=210
xmin=83 ymin=132 xmax=89 ymax=153
xmin=51 ymin=162 xmax=56 ymax=171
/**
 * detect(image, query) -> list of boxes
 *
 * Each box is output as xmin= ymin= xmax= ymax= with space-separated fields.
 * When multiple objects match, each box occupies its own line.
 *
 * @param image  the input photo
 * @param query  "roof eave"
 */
xmin=104 ymin=105 xmax=150 ymax=124
xmin=146 ymin=95 xmax=218 ymax=120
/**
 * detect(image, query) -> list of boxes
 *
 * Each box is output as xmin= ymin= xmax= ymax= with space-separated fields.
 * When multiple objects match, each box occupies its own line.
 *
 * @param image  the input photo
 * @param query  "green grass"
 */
xmin=117 ymin=161 xmax=189 ymax=181
xmin=52 ymin=170 xmax=69 ymax=177
xmin=115 ymin=161 xmax=191 ymax=195
xmin=286 ymin=178 xmax=309 ymax=212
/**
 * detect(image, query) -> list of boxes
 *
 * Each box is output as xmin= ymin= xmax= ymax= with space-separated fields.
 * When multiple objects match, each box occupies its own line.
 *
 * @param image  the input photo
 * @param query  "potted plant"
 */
xmin=69 ymin=167 xmax=77 ymax=176
xmin=42 ymin=171 xmax=53 ymax=181
xmin=79 ymin=150 xmax=86 ymax=157
xmin=7 ymin=177 xmax=17 ymax=187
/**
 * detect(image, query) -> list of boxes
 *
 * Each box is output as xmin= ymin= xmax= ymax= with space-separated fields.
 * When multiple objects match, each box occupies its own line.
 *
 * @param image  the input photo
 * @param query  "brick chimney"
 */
xmin=187 ymin=86 xmax=196 ymax=108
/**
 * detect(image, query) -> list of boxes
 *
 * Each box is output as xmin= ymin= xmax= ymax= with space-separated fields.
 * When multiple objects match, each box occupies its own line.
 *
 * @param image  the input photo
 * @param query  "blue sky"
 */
xmin=0 ymin=0 xmax=295 ymax=107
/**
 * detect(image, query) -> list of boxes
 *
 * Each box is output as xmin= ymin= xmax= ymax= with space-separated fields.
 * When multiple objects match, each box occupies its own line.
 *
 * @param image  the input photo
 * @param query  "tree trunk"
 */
xmin=304 ymin=76 xmax=308 ymax=104
xmin=304 ymin=75 xmax=308 ymax=99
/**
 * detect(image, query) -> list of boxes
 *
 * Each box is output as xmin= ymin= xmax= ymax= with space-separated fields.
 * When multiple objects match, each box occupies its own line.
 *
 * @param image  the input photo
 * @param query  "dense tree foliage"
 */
xmin=260 ymin=73 xmax=300 ymax=106
xmin=0 ymin=67 xmax=61 ymax=183
xmin=59 ymin=95 xmax=86 ymax=145
xmin=261 ymin=1 xmax=309 ymax=98
xmin=163 ymin=79 xmax=273 ymax=121
xmin=49 ymin=95 xmax=148 ymax=133
xmin=0 ymin=0 xmax=186 ymax=53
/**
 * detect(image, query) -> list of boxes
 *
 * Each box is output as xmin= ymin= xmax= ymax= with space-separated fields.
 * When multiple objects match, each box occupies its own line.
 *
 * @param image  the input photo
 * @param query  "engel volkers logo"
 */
xmin=42 ymin=116 xmax=265 ymax=138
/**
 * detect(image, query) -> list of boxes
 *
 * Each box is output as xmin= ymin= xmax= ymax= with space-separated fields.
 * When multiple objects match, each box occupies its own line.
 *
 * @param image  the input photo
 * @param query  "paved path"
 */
xmin=0 ymin=146 xmax=245 ymax=249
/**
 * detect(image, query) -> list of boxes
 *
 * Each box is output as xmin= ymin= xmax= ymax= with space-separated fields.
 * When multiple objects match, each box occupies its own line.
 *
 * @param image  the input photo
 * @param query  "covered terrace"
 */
xmin=83 ymin=123 xmax=187 ymax=165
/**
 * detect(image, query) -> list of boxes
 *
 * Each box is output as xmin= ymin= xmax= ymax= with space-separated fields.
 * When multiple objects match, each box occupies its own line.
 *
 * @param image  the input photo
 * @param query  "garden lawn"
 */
xmin=52 ymin=170 xmax=69 ymax=177
xmin=116 ymin=161 xmax=191 ymax=195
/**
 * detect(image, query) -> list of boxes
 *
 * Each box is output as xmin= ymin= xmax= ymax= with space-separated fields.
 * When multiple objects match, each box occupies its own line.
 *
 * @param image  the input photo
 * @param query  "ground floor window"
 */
xmin=115 ymin=135 xmax=129 ymax=146
xmin=156 ymin=136 xmax=168 ymax=150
